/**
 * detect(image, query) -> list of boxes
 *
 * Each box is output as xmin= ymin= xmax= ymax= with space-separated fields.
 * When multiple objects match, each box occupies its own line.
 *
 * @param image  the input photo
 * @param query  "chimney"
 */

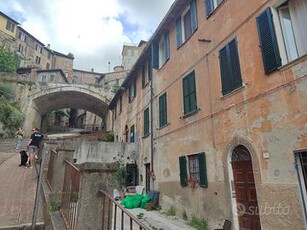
xmin=91 ymin=68 xmax=94 ymax=72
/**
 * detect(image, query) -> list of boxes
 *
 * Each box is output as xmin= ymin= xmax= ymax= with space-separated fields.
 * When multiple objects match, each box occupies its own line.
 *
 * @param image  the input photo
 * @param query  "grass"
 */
xmin=188 ymin=215 xmax=208 ymax=230
xmin=166 ymin=205 xmax=176 ymax=216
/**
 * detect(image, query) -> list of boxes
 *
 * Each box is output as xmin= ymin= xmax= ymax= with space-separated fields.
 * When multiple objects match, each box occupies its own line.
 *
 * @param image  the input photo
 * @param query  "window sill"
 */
xmin=180 ymin=108 xmax=200 ymax=119
xmin=142 ymin=133 xmax=150 ymax=139
xmin=279 ymin=53 xmax=307 ymax=72
xmin=157 ymin=123 xmax=170 ymax=130
xmin=220 ymin=84 xmax=246 ymax=100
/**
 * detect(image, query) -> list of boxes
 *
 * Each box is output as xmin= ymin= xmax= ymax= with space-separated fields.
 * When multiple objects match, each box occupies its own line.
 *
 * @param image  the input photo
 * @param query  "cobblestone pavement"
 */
xmin=0 ymin=138 xmax=44 ymax=228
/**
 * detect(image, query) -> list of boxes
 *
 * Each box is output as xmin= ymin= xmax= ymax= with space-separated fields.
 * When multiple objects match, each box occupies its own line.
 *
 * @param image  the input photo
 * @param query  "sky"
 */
xmin=0 ymin=0 xmax=175 ymax=73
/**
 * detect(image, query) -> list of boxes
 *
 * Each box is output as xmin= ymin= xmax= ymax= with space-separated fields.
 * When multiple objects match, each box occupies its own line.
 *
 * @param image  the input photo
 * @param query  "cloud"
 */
xmin=0 ymin=0 xmax=175 ymax=73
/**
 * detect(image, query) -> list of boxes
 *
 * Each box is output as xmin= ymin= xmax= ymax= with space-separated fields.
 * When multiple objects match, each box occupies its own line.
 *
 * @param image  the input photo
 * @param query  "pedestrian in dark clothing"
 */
xmin=26 ymin=128 xmax=43 ymax=168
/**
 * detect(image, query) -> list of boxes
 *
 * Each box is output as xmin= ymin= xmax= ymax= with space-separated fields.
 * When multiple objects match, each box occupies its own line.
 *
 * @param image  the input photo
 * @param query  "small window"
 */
xmin=142 ymin=60 xmax=152 ymax=87
xmin=182 ymin=71 xmax=197 ymax=115
xmin=18 ymin=32 xmax=26 ymax=42
xmin=179 ymin=152 xmax=208 ymax=188
xmin=159 ymin=93 xmax=168 ymax=127
xmin=152 ymin=31 xmax=170 ymax=69
xmin=205 ymin=0 xmax=223 ymax=17
xmin=176 ymin=0 xmax=198 ymax=48
xmin=130 ymin=125 xmax=135 ymax=142
xmin=6 ymin=21 xmax=15 ymax=32
xmin=119 ymin=95 xmax=122 ymax=113
xmin=295 ymin=150 xmax=307 ymax=222
xmin=129 ymin=79 xmax=137 ymax=102
xmin=35 ymin=56 xmax=41 ymax=64
xmin=144 ymin=108 xmax=150 ymax=136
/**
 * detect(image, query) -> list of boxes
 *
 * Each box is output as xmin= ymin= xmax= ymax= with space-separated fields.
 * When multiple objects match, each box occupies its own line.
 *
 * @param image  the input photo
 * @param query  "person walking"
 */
xmin=15 ymin=127 xmax=24 ymax=150
xmin=26 ymin=128 xmax=44 ymax=168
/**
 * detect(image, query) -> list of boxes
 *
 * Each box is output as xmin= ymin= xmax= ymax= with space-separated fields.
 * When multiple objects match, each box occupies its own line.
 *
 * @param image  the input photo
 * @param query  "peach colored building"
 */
xmin=109 ymin=0 xmax=307 ymax=229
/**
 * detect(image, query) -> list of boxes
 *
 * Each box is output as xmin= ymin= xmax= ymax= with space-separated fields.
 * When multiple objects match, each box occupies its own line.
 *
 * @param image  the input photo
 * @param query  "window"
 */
xmin=152 ymin=31 xmax=170 ymax=69
xmin=129 ymin=79 xmax=136 ymax=102
xmin=144 ymin=108 xmax=150 ymax=136
xmin=182 ymin=71 xmax=197 ymax=115
xmin=46 ymin=63 xmax=50 ymax=70
xmin=205 ymin=0 xmax=224 ymax=17
xmin=159 ymin=93 xmax=168 ymax=127
xmin=219 ymin=38 xmax=242 ymax=95
xmin=130 ymin=125 xmax=135 ymax=142
xmin=179 ymin=152 xmax=208 ymax=188
xmin=142 ymin=60 xmax=152 ymax=87
xmin=256 ymin=1 xmax=307 ymax=74
xmin=18 ymin=44 xmax=24 ymax=54
xmin=295 ymin=150 xmax=307 ymax=222
xmin=35 ymin=56 xmax=41 ymax=64
xmin=18 ymin=32 xmax=26 ymax=42
xmin=114 ymin=102 xmax=117 ymax=120
xmin=176 ymin=0 xmax=198 ymax=48
xmin=119 ymin=95 xmax=122 ymax=113
xmin=6 ymin=21 xmax=15 ymax=32
xmin=36 ymin=44 xmax=42 ymax=54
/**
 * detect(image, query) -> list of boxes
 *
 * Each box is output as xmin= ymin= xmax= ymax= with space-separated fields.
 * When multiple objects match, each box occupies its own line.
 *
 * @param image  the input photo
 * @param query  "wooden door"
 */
xmin=232 ymin=146 xmax=261 ymax=230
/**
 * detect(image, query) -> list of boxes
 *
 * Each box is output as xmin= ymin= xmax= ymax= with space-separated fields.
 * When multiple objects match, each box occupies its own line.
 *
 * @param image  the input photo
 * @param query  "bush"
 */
xmin=188 ymin=215 xmax=208 ymax=230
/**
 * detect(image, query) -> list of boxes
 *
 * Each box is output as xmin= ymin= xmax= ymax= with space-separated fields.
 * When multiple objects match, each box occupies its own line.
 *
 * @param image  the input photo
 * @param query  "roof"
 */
xmin=0 ymin=11 xmax=19 ymax=25
xmin=52 ymin=50 xmax=74 ymax=60
xmin=17 ymin=26 xmax=45 ymax=46
xmin=109 ymin=0 xmax=186 ymax=109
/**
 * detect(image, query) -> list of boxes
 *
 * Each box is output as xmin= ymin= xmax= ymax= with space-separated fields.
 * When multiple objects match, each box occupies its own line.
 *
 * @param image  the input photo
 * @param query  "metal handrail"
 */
xmin=99 ymin=190 xmax=150 ymax=230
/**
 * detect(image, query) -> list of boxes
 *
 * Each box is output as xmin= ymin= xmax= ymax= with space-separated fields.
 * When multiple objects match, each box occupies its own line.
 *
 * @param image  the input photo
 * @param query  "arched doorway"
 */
xmin=231 ymin=145 xmax=261 ymax=229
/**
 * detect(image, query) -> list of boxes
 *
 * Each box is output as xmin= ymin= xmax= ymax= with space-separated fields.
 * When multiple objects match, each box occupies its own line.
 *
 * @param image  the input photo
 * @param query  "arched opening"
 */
xmin=231 ymin=145 xmax=261 ymax=229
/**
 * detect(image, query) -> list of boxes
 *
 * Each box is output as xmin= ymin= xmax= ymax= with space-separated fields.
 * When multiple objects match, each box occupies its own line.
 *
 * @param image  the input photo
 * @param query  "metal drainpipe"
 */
xmin=150 ymin=78 xmax=154 ymax=189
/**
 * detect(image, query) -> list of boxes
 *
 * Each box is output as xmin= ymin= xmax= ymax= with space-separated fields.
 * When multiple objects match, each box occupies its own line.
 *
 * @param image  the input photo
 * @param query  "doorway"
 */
xmin=145 ymin=163 xmax=151 ymax=193
xmin=231 ymin=145 xmax=261 ymax=229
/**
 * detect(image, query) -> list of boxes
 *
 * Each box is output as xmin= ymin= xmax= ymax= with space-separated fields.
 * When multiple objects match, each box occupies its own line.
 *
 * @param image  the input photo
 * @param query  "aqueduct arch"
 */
xmin=23 ymin=84 xmax=113 ymax=133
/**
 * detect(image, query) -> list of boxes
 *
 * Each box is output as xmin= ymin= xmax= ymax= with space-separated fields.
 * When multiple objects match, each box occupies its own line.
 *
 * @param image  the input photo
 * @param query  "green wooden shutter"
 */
xmin=190 ymin=0 xmax=198 ymax=32
xmin=219 ymin=46 xmax=231 ymax=95
xmin=151 ymin=42 xmax=159 ymax=69
xmin=229 ymin=39 xmax=242 ymax=90
xmin=133 ymin=79 xmax=136 ymax=97
xmin=205 ymin=0 xmax=213 ymax=18
xmin=183 ymin=77 xmax=189 ymax=114
xmin=198 ymin=152 xmax=208 ymax=188
xmin=148 ymin=61 xmax=152 ymax=81
xmin=179 ymin=156 xmax=188 ymax=187
xmin=256 ymin=8 xmax=281 ymax=74
xmin=176 ymin=17 xmax=183 ymax=48
xmin=189 ymin=73 xmax=197 ymax=111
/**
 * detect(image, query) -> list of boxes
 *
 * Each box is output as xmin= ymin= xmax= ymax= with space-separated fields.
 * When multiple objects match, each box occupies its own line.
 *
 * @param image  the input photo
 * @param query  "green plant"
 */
xmin=0 ymin=47 xmax=20 ymax=73
xmin=188 ymin=215 xmax=208 ymax=230
xmin=70 ymin=191 xmax=78 ymax=202
xmin=166 ymin=205 xmax=176 ymax=216
xmin=101 ymin=133 xmax=114 ymax=142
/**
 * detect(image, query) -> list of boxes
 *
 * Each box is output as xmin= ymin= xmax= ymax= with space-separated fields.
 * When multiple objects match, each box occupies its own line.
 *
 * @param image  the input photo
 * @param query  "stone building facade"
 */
xmin=109 ymin=0 xmax=307 ymax=229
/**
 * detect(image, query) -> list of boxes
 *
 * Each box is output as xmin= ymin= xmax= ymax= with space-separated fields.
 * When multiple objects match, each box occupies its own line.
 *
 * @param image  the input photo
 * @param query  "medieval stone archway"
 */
xmin=23 ymin=83 xmax=113 ymax=133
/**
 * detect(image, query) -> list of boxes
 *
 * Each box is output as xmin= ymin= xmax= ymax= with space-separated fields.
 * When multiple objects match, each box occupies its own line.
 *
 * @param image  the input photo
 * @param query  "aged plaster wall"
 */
xmin=74 ymin=141 xmax=138 ymax=165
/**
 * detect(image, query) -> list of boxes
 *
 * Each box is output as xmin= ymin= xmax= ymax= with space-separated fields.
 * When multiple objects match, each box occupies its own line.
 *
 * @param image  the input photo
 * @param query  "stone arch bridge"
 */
xmin=12 ymin=81 xmax=114 ymax=134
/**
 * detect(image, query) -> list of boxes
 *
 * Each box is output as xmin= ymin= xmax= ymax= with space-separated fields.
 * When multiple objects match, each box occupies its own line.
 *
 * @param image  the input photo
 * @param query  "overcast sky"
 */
xmin=0 ymin=0 xmax=175 ymax=73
